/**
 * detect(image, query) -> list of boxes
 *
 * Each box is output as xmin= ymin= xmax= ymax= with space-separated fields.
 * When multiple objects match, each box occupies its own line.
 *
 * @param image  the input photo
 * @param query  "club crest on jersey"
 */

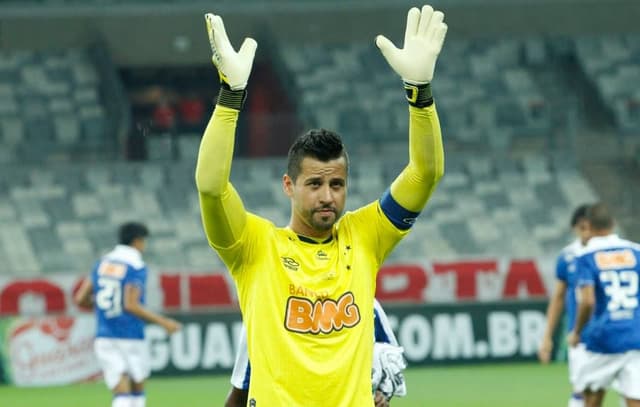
xmin=316 ymin=250 xmax=329 ymax=260
xmin=281 ymin=256 xmax=300 ymax=271
xmin=284 ymin=292 xmax=361 ymax=334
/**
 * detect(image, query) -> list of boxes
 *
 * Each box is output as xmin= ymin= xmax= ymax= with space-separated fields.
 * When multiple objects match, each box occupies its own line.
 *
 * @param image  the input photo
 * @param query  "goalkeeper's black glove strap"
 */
xmin=404 ymin=82 xmax=433 ymax=108
xmin=217 ymin=85 xmax=247 ymax=111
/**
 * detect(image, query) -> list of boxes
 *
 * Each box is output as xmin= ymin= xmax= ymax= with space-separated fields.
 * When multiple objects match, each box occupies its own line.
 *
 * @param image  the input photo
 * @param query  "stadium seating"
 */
xmin=0 ymin=151 xmax=598 ymax=274
xmin=0 ymin=48 xmax=112 ymax=163
xmin=574 ymin=34 xmax=640 ymax=137
xmin=2 ymin=36 xmax=627 ymax=275
xmin=279 ymin=38 xmax=553 ymax=155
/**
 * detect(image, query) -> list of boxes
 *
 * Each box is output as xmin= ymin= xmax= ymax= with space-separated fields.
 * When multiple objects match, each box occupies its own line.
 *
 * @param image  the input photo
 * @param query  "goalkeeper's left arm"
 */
xmin=376 ymin=5 xmax=447 ymax=218
xmin=195 ymin=13 xmax=257 ymax=249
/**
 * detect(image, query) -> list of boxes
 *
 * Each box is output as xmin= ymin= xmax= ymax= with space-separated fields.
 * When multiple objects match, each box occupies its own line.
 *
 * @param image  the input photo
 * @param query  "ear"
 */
xmin=283 ymin=174 xmax=294 ymax=197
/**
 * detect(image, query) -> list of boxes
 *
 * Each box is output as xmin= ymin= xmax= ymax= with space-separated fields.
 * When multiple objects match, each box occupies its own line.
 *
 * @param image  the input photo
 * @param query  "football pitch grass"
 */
xmin=0 ymin=362 xmax=623 ymax=407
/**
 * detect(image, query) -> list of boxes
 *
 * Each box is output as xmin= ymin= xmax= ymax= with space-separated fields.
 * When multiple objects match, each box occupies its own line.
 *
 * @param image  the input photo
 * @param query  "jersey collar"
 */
xmin=285 ymin=227 xmax=334 ymax=244
xmin=111 ymin=244 xmax=144 ymax=262
xmin=297 ymin=234 xmax=334 ymax=244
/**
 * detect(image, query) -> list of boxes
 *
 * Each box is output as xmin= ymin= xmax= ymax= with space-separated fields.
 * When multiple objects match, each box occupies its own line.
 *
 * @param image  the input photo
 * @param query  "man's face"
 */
xmin=574 ymin=218 xmax=591 ymax=245
xmin=132 ymin=237 xmax=147 ymax=253
xmin=284 ymin=156 xmax=347 ymax=236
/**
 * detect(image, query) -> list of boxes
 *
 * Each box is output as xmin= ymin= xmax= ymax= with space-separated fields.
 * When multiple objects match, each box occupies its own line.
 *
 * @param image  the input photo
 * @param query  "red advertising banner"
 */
xmin=0 ymin=315 xmax=101 ymax=386
xmin=0 ymin=258 xmax=556 ymax=316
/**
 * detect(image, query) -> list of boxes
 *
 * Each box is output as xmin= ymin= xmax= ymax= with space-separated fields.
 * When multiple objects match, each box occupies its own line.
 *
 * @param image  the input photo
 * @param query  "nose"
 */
xmin=318 ymin=184 xmax=334 ymax=204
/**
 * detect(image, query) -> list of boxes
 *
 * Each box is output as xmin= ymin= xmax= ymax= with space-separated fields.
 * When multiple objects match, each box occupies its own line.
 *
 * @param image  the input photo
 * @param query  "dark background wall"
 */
xmin=1 ymin=0 xmax=639 ymax=67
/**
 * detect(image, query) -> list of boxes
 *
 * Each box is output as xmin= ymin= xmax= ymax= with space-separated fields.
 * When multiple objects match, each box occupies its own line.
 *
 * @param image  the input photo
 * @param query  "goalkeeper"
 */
xmin=196 ymin=4 xmax=446 ymax=406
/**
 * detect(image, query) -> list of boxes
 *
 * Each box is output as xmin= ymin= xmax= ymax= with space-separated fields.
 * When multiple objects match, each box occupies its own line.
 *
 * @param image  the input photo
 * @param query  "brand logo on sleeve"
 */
xmin=402 ymin=217 xmax=417 ymax=225
xmin=284 ymin=292 xmax=361 ymax=334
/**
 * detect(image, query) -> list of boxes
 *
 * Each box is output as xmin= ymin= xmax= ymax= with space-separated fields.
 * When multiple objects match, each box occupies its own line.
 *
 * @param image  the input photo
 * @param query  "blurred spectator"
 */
xmin=178 ymin=91 xmax=206 ymax=132
xmin=126 ymin=121 xmax=149 ymax=161
xmin=152 ymin=98 xmax=176 ymax=133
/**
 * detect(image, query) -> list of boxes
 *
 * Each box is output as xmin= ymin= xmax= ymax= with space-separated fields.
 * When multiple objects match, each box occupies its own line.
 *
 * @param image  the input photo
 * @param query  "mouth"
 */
xmin=315 ymin=208 xmax=336 ymax=215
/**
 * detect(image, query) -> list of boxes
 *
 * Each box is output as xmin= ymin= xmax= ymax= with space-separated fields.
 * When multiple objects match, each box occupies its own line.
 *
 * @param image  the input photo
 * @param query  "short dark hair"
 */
xmin=586 ymin=202 xmax=614 ymax=231
xmin=286 ymin=128 xmax=349 ymax=181
xmin=118 ymin=222 xmax=149 ymax=245
xmin=570 ymin=204 xmax=590 ymax=227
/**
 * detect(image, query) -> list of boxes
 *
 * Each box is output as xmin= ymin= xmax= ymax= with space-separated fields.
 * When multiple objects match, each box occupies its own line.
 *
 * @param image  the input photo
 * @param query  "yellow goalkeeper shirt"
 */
xmin=215 ymin=202 xmax=406 ymax=406
xmin=196 ymin=102 xmax=443 ymax=406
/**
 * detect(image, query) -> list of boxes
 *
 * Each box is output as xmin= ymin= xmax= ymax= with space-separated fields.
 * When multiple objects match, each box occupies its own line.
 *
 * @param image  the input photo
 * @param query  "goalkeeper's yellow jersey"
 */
xmin=215 ymin=201 xmax=407 ymax=406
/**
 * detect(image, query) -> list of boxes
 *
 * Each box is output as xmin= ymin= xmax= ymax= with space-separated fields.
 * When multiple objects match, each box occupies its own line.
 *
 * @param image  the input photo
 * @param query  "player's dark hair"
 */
xmin=286 ymin=128 xmax=349 ymax=181
xmin=570 ymin=204 xmax=590 ymax=227
xmin=586 ymin=202 xmax=614 ymax=231
xmin=118 ymin=222 xmax=149 ymax=245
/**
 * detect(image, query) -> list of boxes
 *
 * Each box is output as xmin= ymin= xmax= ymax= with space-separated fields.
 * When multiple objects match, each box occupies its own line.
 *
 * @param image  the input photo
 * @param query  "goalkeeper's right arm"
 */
xmin=376 ymin=5 xmax=447 ymax=216
xmin=195 ymin=13 xmax=257 ymax=249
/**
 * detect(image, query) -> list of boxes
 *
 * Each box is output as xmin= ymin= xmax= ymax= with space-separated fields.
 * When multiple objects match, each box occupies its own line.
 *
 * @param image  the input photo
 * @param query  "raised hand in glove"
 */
xmin=204 ymin=13 xmax=257 ymax=109
xmin=376 ymin=5 xmax=448 ymax=107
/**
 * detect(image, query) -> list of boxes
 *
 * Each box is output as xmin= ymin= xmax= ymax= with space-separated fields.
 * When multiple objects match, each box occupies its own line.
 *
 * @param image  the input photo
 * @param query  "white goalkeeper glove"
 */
xmin=371 ymin=342 xmax=407 ymax=400
xmin=204 ymin=13 xmax=257 ymax=92
xmin=376 ymin=5 xmax=447 ymax=107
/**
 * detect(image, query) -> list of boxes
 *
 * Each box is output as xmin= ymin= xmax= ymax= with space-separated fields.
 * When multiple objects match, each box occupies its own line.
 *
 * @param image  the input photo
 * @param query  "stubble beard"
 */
xmin=310 ymin=209 xmax=340 ymax=232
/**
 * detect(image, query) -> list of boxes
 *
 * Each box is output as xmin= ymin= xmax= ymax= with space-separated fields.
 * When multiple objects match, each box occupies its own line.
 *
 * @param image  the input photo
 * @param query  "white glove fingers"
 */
xmin=205 ymin=13 xmax=224 ymax=68
xmin=417 ymin=5 xmax=434 ymax=36
xmin=426 ymin=11 xmax=445 ymax=44
xmin=403 ymin=7 xmax=421 ymax=45
xmin=211 ymin=15 xmax=234 ymax=55
xmin=375 ymin=35 xmax=398 ymax=58
xmin=432 ymin=22 xmax=448 ymax=53
xmin=238 ymin=38 xmax=258 ymax=61
xmin=204 ymin=14 xmax=216 ymax=50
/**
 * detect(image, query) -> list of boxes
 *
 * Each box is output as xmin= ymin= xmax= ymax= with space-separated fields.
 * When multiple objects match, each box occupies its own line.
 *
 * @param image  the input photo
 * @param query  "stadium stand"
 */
xmin=574 ymin=34 xmax=640 ymax=138
xmin=3 ymin=34 xmax=639 ymax=276
xmin=0 ymin=47 xmax=118 ymax=164
xmin=279 ymin=38 xmax=554 ymax=156
xmin=0 ymin=149 xmax=598 ymax=275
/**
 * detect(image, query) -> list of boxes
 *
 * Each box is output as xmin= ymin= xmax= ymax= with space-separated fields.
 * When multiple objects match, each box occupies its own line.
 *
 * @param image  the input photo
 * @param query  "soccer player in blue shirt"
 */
xmin=539 ymin=204 xmax=591 ymax=407
xmin=224 ymin=299 xmax=405 ymax=407
xmin=569 ymin=203 xmax=640 ymax=407
xmin=75 ymin=222 xmax=181 ymax=407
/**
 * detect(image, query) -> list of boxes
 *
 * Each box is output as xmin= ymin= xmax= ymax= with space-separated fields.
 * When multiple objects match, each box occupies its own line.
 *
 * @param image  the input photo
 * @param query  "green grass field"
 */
xmin=0 ymin=362 xmax=623 ymax=407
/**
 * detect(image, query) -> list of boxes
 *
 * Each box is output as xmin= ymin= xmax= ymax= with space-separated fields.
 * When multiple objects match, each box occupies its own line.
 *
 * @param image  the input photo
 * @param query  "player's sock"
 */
xmin=568 ymin=393 xmax=584 ymax=407
xmin=619 ymin=396 xmax=626 ymax=407
xmin=131 ymin=391 xmax=146 ymax=407
xmin=112 ymin=393 xmax=132 ymax=407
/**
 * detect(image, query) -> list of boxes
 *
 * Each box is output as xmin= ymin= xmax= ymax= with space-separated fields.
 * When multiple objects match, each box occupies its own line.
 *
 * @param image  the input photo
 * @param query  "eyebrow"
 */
xmin=304 ymin=176 xmax=345 ymax=185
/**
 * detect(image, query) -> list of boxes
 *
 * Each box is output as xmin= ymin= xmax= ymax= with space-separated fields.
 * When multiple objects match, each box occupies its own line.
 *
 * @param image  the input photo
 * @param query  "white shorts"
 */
xmin=568 ymin=343 xmax=588 ymax=390
xmin=574 ymin=349 xmax=640 ymax=400
xmin=94 ymin=338 xmax=150 ymax=389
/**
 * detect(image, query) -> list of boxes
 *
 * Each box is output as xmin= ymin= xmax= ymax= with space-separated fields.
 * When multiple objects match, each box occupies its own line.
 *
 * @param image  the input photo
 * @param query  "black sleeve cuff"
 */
xmin=404 ymin=82 xmax=433 ymax=108
xmin=217 ymin=86 xmax=247 ymax=111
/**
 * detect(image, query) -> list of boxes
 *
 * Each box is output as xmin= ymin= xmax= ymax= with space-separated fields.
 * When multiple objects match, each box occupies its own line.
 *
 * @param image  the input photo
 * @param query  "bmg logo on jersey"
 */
xmin=284 ymin=292 xmax=361 ymax=334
